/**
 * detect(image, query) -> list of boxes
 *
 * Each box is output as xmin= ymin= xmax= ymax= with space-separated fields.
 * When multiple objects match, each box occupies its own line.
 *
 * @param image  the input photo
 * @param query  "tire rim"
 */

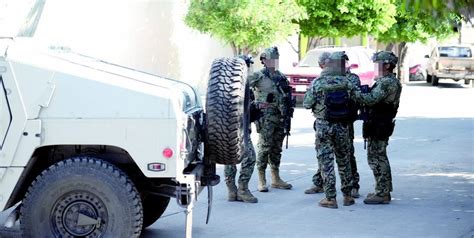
xmin=51 ymin=191 xmax=108 ymax=237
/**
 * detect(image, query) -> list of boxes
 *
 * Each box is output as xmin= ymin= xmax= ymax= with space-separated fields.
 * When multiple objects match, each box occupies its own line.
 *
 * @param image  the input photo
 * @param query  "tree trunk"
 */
xmin=306 ymin=37 xmax=322 ymax=51
xmin=385 ymin=42 xmax=395 ymax=51
xmin=397 ymin=42 xmax=408 ymax=84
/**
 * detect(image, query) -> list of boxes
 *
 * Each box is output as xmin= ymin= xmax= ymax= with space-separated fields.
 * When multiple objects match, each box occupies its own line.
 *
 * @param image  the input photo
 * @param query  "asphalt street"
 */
xmin=0 ymin=81 xmax=472 ymax=238
xmin=144 ymin=81 xmax=474 ymax=238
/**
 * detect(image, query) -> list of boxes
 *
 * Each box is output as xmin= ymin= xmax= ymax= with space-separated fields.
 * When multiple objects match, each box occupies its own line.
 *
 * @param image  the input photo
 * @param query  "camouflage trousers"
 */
xmin=312 ymin=122 xmax=359 ymax=189
xmin=314 ymin=119 xmax=353 ymax=199
xmin=367 ymin=138 xmax=393 ymax=196
xmin=256 ymin=109 xmax=285 ymax=171
xmin=224 ymin=138 xmax=256 ymax=184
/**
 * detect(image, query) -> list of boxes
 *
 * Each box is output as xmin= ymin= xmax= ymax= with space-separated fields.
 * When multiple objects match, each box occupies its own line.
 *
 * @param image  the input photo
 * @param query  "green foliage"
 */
xmin=403 ymin=0 xmax=473 ymax=21
xmin=376 ymin=0 xmax=460 ymax=43
xmin=296 ymin=0 xmax=397 ymax=38
xmin=184 ymin=0 xmax=306 ymax=55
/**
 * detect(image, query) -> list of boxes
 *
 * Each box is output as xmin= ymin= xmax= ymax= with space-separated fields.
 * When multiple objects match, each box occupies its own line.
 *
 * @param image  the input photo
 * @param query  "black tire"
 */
xmin=426 ymin=74 xmax=432 ymax=83
xmin=142 ymin=193 xmax=170 ymax=229
xmin=20 ymin=157 xmax=143 ymax=238
xmin=205 ymin=57 xmax=249 ymax=165
xmin=432 ymin=75 xmax=439 ymax=86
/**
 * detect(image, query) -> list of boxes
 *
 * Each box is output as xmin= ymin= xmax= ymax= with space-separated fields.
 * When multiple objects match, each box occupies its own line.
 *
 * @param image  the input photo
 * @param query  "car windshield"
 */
xmin=438 ymin=46 xmax=472 ymax=58
xmin=298 ymin=50 xmax=325 ymax=67
xmin=298 ymin=49 xmax=363 ymax=68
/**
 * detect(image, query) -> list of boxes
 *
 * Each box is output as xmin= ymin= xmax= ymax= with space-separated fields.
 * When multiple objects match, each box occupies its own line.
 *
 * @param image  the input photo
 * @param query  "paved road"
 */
xmin=143 ymin=81 xmax=474 ymax=238
xmin=1 ymin=81 xmax=472 ymax=237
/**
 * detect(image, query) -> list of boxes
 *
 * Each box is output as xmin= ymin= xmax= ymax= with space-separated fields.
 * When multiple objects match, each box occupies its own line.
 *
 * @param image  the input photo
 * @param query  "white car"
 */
xmin=426 ymin=44 xmax=474 ymax=86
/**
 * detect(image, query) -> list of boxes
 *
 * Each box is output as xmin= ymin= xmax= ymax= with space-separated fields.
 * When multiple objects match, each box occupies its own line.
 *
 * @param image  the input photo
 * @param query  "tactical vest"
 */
xmin=324 ymin=86 xmax=354 ymax=123
xmin=362 ymin=102 xmax=398 ymax=139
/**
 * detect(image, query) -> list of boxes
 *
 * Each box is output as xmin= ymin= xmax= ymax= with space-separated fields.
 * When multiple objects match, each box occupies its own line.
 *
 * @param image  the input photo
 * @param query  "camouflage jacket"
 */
xmin=303 ymin=70 xmax=355 ymax=119
xmin=248 ymin=68 xmax=289 ymax=113
xmin=355 ymin=73 xmax=402 ymax=107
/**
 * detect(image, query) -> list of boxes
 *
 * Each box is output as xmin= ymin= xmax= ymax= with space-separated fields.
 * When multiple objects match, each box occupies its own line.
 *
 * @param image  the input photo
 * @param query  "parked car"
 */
xmin=284 ymin=46 xmax=375 ymax=100
xmin=426 ymin=44 xmax=474 ymax=86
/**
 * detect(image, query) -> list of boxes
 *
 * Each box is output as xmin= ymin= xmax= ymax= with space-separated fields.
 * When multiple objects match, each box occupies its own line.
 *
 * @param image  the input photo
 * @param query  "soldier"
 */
xmin=248 ymin=47 xmax=293 ymax=192
xmin=356 ymin=51 xmax=401 ymax=204
xmin=304 ymin=53 xmax=361 ymax=198
xmin=303 ymin=52 xmax=330 ymax=194
xmin=224 ymin=56 xmax=259 ymax=203
xmin=303 ymin=51 xmax=355 ymax=208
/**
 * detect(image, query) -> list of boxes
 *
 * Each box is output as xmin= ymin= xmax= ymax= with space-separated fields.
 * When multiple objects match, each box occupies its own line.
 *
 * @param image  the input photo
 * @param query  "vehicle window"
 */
xmin=438 ymin=46 xmax=472 ymax=58
xmin=299 ymin=50 xmax=325 ymax=67
xmin=0 ymin=77 xmax=12 ymax=150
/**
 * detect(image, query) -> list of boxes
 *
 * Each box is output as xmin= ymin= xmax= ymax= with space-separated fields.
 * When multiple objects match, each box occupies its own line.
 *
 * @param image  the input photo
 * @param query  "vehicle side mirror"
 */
xmin=292 ymin=62 xmax=298 ymax=67
xmin=424 ymin=55 xmax=430 ymax=58
xmin=349 ymin=63 xmax=359 ymax=69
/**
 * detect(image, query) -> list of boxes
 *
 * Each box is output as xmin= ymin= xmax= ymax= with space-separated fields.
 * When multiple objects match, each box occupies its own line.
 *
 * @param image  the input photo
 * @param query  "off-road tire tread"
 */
xmin=19 ymin=157 xmax=143 ymax=237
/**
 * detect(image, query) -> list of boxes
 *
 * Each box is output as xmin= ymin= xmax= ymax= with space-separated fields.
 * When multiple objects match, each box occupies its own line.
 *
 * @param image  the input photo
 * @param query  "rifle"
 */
xmin=359 ymin=84 xmax=370 ymax=149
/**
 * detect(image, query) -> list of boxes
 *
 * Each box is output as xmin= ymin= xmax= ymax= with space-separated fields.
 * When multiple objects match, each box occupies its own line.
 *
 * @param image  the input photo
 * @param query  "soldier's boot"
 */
xmin=226 ymin=180 xmax=238 ymax=201
xmin=351 ymin=188 xmax=360 ymax=198
xmin=343 ymin=195 xmax=355 ymax=206
xmin=304 ymin=185 xmax=324 ymax=194
xmin=319 ymin=198 xmax=338 ymax=209
xmin=257 ymin=170 xmax=269 ymax=192
xmin=364 ymin=193 xmax=391 ymax=204
xmin=237 ymin=182 xmax=258 ymax=203
xmin=270 ymin=169 xmax=292 ymax=189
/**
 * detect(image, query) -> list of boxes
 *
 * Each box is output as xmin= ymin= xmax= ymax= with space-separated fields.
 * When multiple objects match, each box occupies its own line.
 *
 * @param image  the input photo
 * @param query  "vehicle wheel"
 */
xmin=20 ymin=157 xmax=143 ymax=238
xmin=205 ymin=57 xmax=250 ymax=165
xmin=426 ymin=74 xmax=432 ymax=83
xmin=431 ymin=75 xmax=439 ymax=86
xmin=464 ymin=79 xmax=470 ymax=85
xmin=142 ymin=193 xmax=170 ymax=229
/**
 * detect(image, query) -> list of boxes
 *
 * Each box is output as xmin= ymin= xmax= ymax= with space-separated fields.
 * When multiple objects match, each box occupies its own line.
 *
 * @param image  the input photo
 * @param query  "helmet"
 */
xmin=328 ymin=51 xmax=349 ymax=61
xmin=260 ymin=47 xmax=279 ymax=60
xmin=373 ymin=51 xmax=398 ymax=65
xmin=318 ymin=52 xmax=331 ymax=65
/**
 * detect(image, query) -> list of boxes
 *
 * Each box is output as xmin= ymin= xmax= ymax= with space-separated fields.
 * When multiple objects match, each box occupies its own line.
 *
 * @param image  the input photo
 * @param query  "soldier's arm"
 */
xmin=353 ymin=79 xmax=391 ymax=106
xmin=302 ymin=87 xmax=314 ymax=109
xmin=247 ymin=72 xmax=260 ymax=88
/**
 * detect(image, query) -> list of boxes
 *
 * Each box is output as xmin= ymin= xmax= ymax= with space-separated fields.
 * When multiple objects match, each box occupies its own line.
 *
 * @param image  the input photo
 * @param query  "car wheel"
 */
xmin=431 ymin=76 xmax=439 ymax=86
xmin=20 ymin=157 xmax=143 ymax=238
xmin=205 ymin=57 xmax=250 ymax=165
xmin=141 ymin=193 xmax=170 ymax=229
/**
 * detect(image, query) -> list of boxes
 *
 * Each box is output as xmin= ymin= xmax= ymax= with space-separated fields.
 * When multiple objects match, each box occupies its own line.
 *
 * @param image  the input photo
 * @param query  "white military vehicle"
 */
xmin=0 ymin=1 xmax=249 ymax=237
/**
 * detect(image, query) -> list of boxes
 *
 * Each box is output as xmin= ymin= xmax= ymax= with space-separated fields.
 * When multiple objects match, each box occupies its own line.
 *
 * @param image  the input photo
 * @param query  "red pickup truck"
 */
xmin=284 ymin=46 xmax=376 ymax=100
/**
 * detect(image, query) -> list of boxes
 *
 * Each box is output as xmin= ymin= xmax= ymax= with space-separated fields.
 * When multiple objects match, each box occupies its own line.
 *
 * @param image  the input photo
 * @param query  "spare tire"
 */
xmin=205 ymin=57 xmax=250 ymax=165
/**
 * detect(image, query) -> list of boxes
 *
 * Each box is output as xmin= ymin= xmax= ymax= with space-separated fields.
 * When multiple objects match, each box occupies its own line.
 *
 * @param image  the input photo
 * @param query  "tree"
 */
xmin=376 ymin=0 xmax=460 ymax=82
xmin=403 ymin=0 xmax=473 ymax=21
xmin=296 ymin=0 xmax=397 ymax=50
xmin=184 ymin=0 xmax=306 ymax=56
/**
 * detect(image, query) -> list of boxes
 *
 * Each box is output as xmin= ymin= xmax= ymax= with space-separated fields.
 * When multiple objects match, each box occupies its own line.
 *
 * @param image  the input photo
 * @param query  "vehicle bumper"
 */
xmin=437 ymin=72 xmax=474 ymax=80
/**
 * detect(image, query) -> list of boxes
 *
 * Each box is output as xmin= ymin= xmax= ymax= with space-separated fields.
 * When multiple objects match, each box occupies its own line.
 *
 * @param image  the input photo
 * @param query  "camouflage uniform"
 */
xmin=224 ymin=135 xmax=258 ymax=203
xmin=249 ymin=47 xmax=292 ymax=191
xmin=355 ymin=51 xmax=402 ymax=203
xmin=305 ymin=55 xmax=361 ymax=196
xmin=224 ymin=137 xmax=256 ymax=186
xmin=303 ymin=52 xmax=355 ymax=207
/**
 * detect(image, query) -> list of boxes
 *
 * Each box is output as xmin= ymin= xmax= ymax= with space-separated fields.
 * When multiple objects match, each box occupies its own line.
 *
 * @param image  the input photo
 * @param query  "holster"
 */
xmin=363 ymin=120 xmax=395 ymax=140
